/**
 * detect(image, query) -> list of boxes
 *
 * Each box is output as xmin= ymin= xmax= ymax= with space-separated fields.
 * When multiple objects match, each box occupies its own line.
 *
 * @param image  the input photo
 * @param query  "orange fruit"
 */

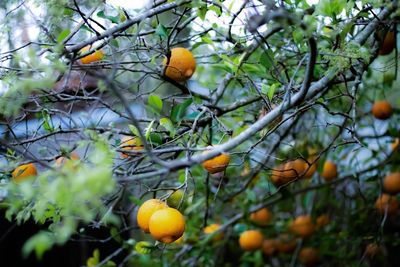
xmin=250 ymin=207 xmax=272 ymax=226
xmin=203 ymin=223 xmax=224 ymax=241
xmin=375 ymin=194 xmax=398 ymax=215
xmin=290 ymin=215 xmax=315 ymax=238
xmin=391 ymin=138 xmax=400 ymax=151
xmin=239 ymin=230 xmax=264 ymax=251
xmin=303 ymin=157 xmax=317 ymax=179
xmin=202 ymin=149 xmax=230 ymax=174
xmin=299 ymin=247 xmax=319 ymax=266
xmin=321 ymin=160 xmax=337 ymax=181
xmin=271 ymin=159 xmax=306 ymax=186
xmin=383 ymin=172 xmax=400 ymax=194
xmin=12 ymin=163 xmax=37 ymax=182
xmin=120 ymin=136 xmax=143 ymax=158
xmin=371 ymin=100 xmax=393 ymax=120
xmin=149 ymin=207 xmax=185 ymax=243
xmin=262 ymin=239 xmax=278 ymax=256
xmin=379 ymin=31 xmax=395 ymax=55
xmin=137 ymin=199 xmax=168 ymax=233
xmin=79 ymin=45 xmax=104 ymax=64
xmin=276 ymin=234 xmax=297 ymax=253
xmin=316 ymin=214 xmax=329 ymax=229
xmin=365 ymin=243 xmax=381 ymax=258
xmin=55 ymin=152 xmax=80 ymax=166
xmin=162 ymin=47 xmax=196 ymax=82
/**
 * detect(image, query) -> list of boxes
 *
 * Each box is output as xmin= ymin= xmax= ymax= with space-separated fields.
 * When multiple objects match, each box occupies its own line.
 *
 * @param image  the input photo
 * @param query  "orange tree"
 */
xmin=0 ymin=0 xmax=399 ymax=266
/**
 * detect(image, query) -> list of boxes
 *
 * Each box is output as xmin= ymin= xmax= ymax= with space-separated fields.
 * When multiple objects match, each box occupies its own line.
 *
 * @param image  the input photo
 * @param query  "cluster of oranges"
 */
xmin=11 ymin=152 xmax=80 ymax=183
xmin=375 ymin=172 xmax=400 ymax=215
xmin=236 ymin=209 xmax=327 ymax=266
xmin=261 ymin=235 xmax=319 ymax=266
xmin=136 ymin=199 xmax=185 ymax=244
xmin=270 ymin=156 xmax=337 ymax=187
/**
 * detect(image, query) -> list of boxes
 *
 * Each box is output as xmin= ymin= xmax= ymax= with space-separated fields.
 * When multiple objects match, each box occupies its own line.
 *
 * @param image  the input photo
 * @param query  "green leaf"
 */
xmin=160 ymin=118 xmax=176 ymax=138
xmin=97 ymin=10 xmax=119 ymax=24
xmin=242 ymin=63 xmax=266 ymax=77
xmin=87 ymin=249 xmax=100 ymax=267
xmin=209 ymin=5 xmax=222 ymax=16
xmin=268 ymin=84 xmax=279 ymax=101
xmin=80 ymin=24 xmax=94 ymax=33
xmin=170 ymin=99 xmax=193 ymax=123
xmin=129 ymin=196 xmax=144 ymax=206
xmin=191 ymin=41 xmax=204 ymax=51
xmin=155 ymin=24 xmax=168 ymax=39
xmin=185 ymin=111 xmax=200 ymax=120
xmin=148 ymin=95 xmax=163 ymax=114
xmin=145 ymin=120 xmax=155 ymax=140
xmin=57 ymin=29 xmax=70 ymax=43
xmin=259 ymin=50 xmax=274 ymax=69
xmin=261 ymin=84 xmax=268 ymax=95
xmin=128 ymin=124 xmax=140 ymax=136
xmin=110 ymin=228 xmax=122 ymax=243
xmin=41 ymin=110 xmax=54 ymax=133
xmin=293 ymin=30 xmax=303 ymax=44
xmin=197 ymin=7 xmax=207 ymax=20
xmin=201 ymin=36 xmax=213 ymax=45
xmin=22 ymin=231 xmax=54 ymax=259
xmin=148 ymin=133 xmax=163 ymax=145
xmin=316 ymin=0 xmax=346 ymax=18
xmin=110 ymin=39 xmax=119 ymax=48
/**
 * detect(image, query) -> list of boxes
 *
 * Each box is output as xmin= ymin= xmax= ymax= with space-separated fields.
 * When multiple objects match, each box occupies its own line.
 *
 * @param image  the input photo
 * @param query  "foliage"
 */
xmin=0 ymin=0 xmax=399 ymax=266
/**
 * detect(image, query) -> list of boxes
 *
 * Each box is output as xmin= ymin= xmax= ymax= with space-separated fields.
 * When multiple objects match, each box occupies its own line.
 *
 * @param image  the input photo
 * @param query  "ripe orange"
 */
xmin=239 ymin=230 xmax=264 ymax=251
xmin=120 ymin=136 xmax=143 ymax=158
xmin=379 ymin=31 xmax=395 ymax=55
xmin=299 ymin=247 xmax=319 ymax=266
xmin=163 ymin=47 xmax=196 ymax=82
xmin=271 ymin=159 xmax=306 ymax=186
xmin=202 ymin=149 xmax=230 ymax=174
xmin=250 ymin=207 xmax=272 ymax=226
xmin=290 ymin=215 xmax=315 ymax=238
xmin=12 ymin=163 xmax=37 ymax=182
xmin=321 ymin=160 xmax=337 ymax=181
xmin=316 ymin=214 xmax=329 ymax=229
xmin=276 ymin=234 xmax=297 ymax=253
xmin=383 ymin=172 xmax=400 ymax=194
xmin=365 ymin=243 xmax=380 ymax=258
xmin=203 ymin=223 xmax=224 ymax=241
xmin=137 ymin=199 xmax=168 ymax=233
xmin=79 ymin=45 xmax=104 ymax=64
xmin=303 ymin=157 xmax=317 ymax=179
xmin=55 ymin=152 xmax=80 ymax=166
xmin=375 ymin=194 xmax=398 ymax=215
xmin=262 ymin=239 xmax=278 ymax=256
xmin=149 ymin=207 xmax=185 ymax=243
xmin=371 ymin=100 xmax=393 ymax=120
